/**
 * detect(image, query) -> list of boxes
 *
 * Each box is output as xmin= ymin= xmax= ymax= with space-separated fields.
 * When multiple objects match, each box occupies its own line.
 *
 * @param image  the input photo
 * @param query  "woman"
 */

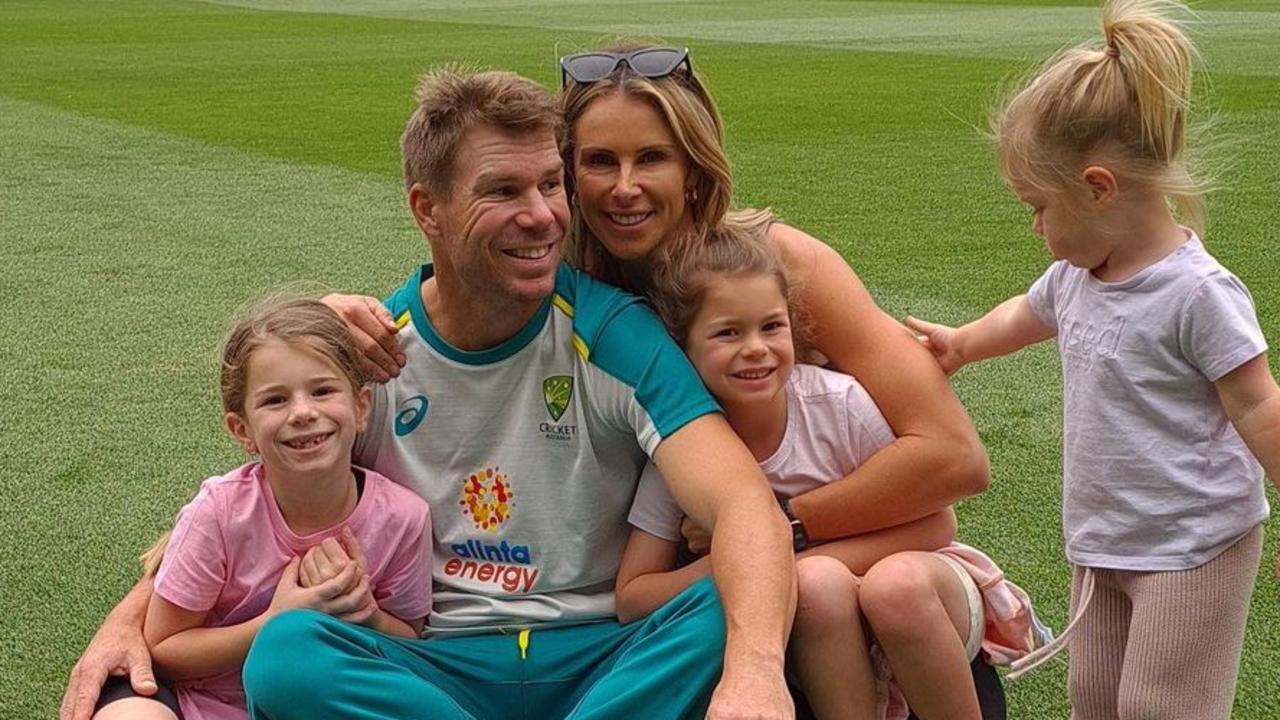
xmin=554 ymin=45 xmax=998 ymax=720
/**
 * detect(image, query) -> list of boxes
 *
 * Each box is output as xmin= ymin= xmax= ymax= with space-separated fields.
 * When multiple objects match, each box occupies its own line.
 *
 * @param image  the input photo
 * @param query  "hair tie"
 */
xmin=1104 ymin=44 xmax=1120 ymax=58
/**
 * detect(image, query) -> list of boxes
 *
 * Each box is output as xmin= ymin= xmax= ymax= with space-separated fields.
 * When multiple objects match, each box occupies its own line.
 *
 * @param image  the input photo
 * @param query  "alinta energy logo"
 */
xmin=394 ymin=395 xmax=429 ymax=437
xmin=459 ymin=465 xmax=514 ymax=532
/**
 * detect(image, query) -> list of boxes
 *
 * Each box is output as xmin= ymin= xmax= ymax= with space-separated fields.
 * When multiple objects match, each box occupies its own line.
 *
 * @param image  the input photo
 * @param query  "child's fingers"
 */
xmin=300 ymin=548 xmax=323 ymax=587
xmin=276 ymin=557 xmax=302 ymax=590
xmin=903 ymin=315 xmax=935 ymax=335
xmin=318 ymin=537 xmax=351 ymax=566
xmin=323 ymin=574 xmax=373 ymax=617
xmin=313 ymin=562 xmax=360 ymax=601
xmin=340 ymin=527 xmax=369 ymax=573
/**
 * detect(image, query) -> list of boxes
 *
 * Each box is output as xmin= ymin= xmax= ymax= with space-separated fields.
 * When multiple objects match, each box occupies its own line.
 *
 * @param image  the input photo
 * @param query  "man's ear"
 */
xmin=408 ymin=183 xmax=441 ymax=238
xmin=1081 ymin=166 xmax=1118 ymax=205
xmin=225 ymin=412 xmax=258 ymax=455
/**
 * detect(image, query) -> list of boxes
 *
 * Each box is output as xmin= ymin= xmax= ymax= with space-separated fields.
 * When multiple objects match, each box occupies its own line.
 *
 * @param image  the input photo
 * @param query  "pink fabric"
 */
xmin=153 ymin=462 xmax=432 ymax=720
xmin=879 ymin=542 xmax=1048 ymax=720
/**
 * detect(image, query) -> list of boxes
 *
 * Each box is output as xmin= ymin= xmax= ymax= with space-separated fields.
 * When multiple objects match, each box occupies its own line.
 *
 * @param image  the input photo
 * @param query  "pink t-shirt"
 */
xmin=153 ymin=462 xmax=432 ymax=720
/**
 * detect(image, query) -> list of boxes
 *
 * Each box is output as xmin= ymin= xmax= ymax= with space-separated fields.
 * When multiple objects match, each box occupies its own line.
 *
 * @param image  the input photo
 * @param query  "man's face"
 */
xmin=422 ymin=125 xmax=569 ymax=310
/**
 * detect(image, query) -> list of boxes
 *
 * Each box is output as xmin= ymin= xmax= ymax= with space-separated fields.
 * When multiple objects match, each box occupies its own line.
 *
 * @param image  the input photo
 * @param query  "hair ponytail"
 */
xmin=1102 ymin=0 xmax=1195 ymax=164
xmin=997 ymin=0 xmax=1207 ymax=232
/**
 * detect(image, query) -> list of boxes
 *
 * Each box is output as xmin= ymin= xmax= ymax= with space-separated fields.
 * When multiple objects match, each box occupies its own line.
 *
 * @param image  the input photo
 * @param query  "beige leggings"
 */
xmin=1067 ymin=524 xmax=1263 ymax=720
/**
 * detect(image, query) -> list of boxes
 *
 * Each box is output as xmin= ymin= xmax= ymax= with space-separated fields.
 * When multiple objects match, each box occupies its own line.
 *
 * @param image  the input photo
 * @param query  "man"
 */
xmin=61 ymin=68 xmax=795 ymax=720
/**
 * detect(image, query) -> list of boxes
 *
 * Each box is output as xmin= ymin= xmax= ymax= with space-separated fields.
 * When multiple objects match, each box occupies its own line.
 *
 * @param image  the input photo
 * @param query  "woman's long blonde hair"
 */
xmin=996 ymin=0 xmax=1206 ymax=232
xmin=559 ymin=43 xmax=773 ymax=295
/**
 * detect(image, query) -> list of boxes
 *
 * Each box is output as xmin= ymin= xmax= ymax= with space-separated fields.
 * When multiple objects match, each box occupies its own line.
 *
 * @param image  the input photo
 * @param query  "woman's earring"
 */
xmin=685 ymin=187 xmax=698 ymax=204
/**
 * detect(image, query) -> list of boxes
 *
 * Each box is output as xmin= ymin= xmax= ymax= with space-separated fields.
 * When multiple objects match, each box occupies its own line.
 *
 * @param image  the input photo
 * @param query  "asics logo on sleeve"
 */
xmin=394 ymin=395 xmax=429 ymax=437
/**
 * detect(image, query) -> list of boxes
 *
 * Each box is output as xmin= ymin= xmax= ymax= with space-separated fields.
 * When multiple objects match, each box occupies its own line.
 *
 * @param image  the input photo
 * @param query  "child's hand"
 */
xmin=904 ymin=316 xmax=965 ymax=376
xmin=268 ymin=557 xmax=372 ymax=620
xmin=299 ymin=534 xmax=356 ymax=588
xmin=332 ymin=528 xmax=379 ymax=626
xmin=681 ymin=516 xmax=712 ymax=555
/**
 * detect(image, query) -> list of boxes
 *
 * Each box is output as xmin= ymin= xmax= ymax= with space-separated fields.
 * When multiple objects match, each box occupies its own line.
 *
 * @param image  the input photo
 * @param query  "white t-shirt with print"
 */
xmin=1027 ymin=234 xmax=1269 ymax=571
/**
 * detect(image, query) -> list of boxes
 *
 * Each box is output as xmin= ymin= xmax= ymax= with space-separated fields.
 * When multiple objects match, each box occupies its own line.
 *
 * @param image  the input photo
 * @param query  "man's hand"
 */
xmin=60 ymin=617 xmax=156 ymax=720
xmin=706 ymin=666 xmax=794 ymax=720
xmin=680 ymin=516 xmax=713 ymax=555
xmin=322 ymin=293 xmax=405 ymax=382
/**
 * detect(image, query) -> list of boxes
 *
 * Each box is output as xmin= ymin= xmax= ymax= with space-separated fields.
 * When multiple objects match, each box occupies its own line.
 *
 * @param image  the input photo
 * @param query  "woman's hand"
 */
xmin=322 ymin=293 xmax=405 ymax=382
xmin=903 ymin=316 xmax=966 ymax=376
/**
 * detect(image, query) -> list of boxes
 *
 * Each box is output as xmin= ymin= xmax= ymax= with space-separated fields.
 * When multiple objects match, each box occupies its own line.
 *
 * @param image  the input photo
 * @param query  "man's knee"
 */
xmin=243 ymin=609 xmax=335 ymax=708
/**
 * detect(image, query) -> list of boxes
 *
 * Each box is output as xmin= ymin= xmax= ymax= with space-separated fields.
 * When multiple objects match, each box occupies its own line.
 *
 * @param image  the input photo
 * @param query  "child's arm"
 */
xmin=614 ymin=528 xmax=712 ymax=624
xmin=1214 ymin=354 xmax=1280 ymax=573
xmin=906 ymin=295 xmax=1055 ymax=375
xmin=145 ymin=557 xmax=368 ymax=681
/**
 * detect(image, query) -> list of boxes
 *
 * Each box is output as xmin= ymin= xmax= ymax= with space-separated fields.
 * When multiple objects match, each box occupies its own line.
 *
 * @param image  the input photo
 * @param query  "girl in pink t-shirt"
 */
xmin=618 ymin=226 xmax=1045 ymax=720
xmin=93 ymin=297 xmax=432 ymax=720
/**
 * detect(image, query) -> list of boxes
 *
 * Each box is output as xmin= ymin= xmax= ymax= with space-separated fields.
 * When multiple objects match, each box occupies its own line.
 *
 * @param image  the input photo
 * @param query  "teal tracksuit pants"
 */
xmin=243 ymin=577 xmax=725 ymax=719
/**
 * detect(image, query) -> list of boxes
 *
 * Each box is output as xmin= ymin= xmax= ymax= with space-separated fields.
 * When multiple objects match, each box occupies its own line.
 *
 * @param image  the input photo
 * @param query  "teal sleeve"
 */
xmin=566 ymin=267 xmax=719 ymax=440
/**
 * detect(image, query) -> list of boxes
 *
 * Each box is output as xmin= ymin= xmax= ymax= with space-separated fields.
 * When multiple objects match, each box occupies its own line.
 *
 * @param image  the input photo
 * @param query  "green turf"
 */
xmin=3 ymin=1 xmax=1278 ymax=718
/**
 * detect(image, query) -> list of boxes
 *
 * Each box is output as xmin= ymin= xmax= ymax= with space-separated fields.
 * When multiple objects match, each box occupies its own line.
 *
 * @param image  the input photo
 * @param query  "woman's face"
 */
xmin=572 ymin=92 xmax=695 ymax=262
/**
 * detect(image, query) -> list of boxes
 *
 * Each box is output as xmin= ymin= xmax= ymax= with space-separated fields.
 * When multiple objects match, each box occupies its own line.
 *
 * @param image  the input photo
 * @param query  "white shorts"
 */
xmin=936 ymin=553 xmax=984 ymax=661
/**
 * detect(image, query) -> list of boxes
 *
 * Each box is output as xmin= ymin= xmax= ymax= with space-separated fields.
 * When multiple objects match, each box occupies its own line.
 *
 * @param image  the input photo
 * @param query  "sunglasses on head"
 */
xmin=559 ymin=47 xmax=692 ymax=88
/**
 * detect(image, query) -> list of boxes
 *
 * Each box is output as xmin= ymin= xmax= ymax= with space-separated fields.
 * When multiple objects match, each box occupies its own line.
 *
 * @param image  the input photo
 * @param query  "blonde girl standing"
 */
xmin=907 ymin=1 xmax=1280 ymax=717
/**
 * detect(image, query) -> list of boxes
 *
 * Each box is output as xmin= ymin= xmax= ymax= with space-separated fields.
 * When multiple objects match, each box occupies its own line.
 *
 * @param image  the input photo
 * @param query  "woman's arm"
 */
xmin=614 ymin=528 xmax=712 ymax=624
xmin=771 ymin=223 xmax=989 ymax=538
xmin=799 ymin=509 xmax=956 ymax=574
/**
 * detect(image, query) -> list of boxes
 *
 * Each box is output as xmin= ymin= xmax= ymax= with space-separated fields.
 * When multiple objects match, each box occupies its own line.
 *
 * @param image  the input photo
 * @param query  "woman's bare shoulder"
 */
xmin=767 ymin=222 xmax=849 ymax=280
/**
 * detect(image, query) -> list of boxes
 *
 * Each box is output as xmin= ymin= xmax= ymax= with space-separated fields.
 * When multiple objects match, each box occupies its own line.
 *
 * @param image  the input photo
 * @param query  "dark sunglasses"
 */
xmin=559 ymin=47 xmax=691 ymax=88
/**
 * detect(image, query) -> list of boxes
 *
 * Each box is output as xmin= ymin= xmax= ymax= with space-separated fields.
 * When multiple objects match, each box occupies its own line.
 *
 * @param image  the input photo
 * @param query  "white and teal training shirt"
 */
xmin=355 ymin=263 xmax=718 ymax=631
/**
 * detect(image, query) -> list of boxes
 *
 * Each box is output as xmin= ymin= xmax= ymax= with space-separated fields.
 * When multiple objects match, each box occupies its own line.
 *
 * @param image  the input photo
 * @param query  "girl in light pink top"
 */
xmin=93 ymin=297 xmax=432 ymax=720
xmin=617 ymin=226 xmax=1046 ymax=720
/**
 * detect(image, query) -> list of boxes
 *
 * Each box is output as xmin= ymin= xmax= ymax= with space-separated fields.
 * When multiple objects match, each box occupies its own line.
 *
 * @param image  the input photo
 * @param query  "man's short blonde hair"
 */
xmin=401 ymin=66 xmax=563 ymax=197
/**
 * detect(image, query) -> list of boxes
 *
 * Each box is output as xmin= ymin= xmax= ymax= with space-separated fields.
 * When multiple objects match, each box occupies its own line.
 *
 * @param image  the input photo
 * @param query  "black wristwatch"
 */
xmin=779 ymin=497 xmax=809 ymax=552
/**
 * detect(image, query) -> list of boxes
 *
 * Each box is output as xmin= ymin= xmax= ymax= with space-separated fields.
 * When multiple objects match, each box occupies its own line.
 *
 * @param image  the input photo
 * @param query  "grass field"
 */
xmin=3 ymin=1 xmax=1278 ymax=717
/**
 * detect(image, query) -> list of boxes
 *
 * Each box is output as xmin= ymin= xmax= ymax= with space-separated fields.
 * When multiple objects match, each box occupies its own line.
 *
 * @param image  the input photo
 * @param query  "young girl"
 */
xmin=617 ymin=226 xmax=1046 ymax=720
xmin=904 ymin=1 xmax=1279 ymax=717
xmin=93 ymin=297 xmax=433 ymax=720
